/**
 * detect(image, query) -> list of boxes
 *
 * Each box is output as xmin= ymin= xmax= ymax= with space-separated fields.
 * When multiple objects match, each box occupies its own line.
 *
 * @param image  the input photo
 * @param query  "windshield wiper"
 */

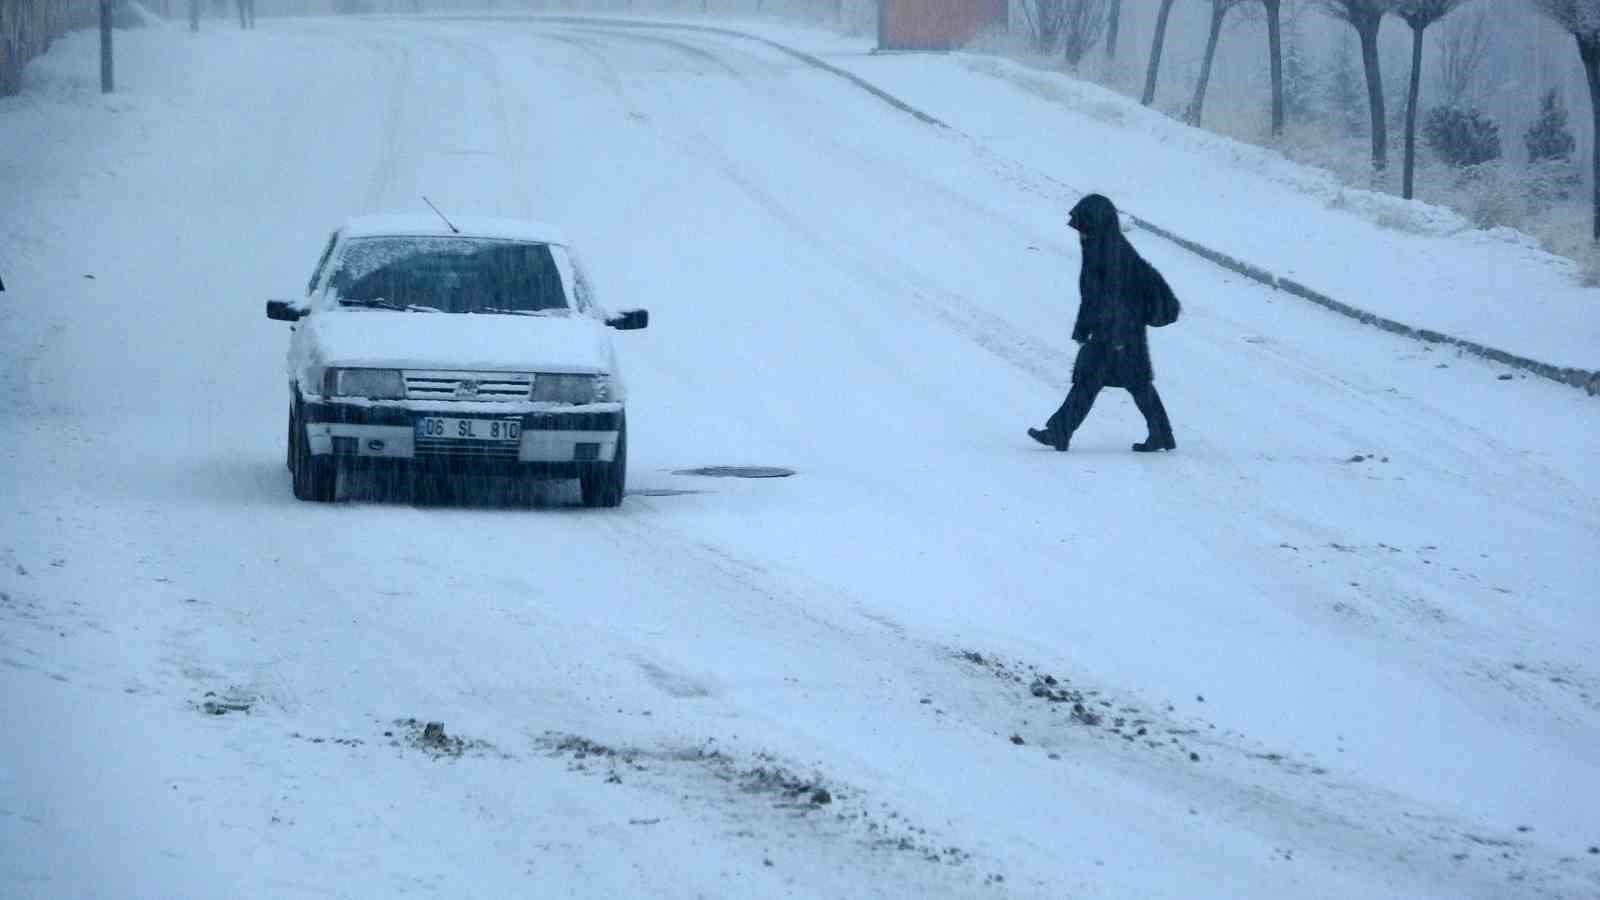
xmin=338 ymin=298 xmax=443 ymax=312
xmin=472 ymin=307 xmax=564 ymax=316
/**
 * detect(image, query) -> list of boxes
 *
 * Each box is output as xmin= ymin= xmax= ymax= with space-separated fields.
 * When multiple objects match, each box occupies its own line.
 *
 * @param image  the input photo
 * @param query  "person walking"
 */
xmin=1029 ymin=193 xmax=1179 ymax=453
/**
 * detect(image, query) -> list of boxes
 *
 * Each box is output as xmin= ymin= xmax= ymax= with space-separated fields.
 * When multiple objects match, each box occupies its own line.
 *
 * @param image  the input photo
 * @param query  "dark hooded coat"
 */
xmin=1067 ymin=194 xmax=1173 ymax=389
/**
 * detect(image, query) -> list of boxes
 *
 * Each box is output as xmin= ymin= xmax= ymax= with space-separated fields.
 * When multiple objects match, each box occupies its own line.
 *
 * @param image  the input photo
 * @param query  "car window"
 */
xmin=327 ymin=236 xmax=571 ymax=314
xmin=307 ymin=231 xmax=338 ymax=296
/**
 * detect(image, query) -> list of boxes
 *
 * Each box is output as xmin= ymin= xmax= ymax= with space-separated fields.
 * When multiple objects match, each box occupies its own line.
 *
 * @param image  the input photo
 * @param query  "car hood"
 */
xmin=310 ymin=310 xmax=613 ymax=374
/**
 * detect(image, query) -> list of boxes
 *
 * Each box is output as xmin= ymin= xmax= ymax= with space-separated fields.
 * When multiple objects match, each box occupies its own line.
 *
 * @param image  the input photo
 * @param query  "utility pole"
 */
xmin=191 ymin=0 xmax=200 ymax=32
xmin=100 ymin=0 xmax=113 ymax=93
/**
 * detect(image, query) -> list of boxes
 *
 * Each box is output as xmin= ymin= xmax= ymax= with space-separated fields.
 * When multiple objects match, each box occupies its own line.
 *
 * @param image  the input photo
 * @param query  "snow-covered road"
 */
xmin=2 ymin=16 xmax=1597 ymax=898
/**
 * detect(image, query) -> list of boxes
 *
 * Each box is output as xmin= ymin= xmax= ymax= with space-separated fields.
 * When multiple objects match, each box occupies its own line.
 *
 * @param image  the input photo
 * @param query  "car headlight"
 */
xmin=324 ymin=368 xmax=406 ymax=399
xmin=532 ymin=373 xmax=611 ymax=404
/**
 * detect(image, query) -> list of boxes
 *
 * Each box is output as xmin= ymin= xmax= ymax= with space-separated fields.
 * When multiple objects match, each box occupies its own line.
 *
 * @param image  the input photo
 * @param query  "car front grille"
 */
xmin=404 ymin=371 xmax=532 ymax=402
xmin=413 ymin=438 xmax=522 ymax=460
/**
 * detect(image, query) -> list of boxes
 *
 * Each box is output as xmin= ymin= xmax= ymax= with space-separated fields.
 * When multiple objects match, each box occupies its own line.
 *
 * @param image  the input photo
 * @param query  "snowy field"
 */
xmin=2 ymin=13 xmax=1598 ymax=899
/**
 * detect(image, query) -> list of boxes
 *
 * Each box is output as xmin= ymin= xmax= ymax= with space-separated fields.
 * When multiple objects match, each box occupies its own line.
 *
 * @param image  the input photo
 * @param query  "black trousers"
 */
xmin=1045 ymin=375 xmax=1173 ymax=443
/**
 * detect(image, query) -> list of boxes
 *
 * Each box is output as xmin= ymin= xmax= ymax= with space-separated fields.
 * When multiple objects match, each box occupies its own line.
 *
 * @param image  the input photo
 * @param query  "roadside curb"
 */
xmin=438 ymin=13 xmax=1598 ymax=395
xmin=1128 ymin=217 xmax=1600 ymax=395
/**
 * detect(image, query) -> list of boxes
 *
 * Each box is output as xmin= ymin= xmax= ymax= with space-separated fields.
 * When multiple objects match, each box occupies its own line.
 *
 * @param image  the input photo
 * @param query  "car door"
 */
xmin=287 ymin=229 xmax=341 ymax=395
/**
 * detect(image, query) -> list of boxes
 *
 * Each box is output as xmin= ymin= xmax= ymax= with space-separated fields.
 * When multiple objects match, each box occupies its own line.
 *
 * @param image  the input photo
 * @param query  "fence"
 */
xmin=1 ymin=0 xmax=97 ymax=95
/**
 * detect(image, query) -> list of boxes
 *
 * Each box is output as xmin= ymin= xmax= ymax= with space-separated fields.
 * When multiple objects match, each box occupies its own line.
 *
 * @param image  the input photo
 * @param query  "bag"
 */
xmin=1145 ymin=273 xmax=1181 ymax=327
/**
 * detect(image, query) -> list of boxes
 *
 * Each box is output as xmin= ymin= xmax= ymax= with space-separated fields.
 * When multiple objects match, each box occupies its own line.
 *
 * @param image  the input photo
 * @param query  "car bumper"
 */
xmin=302 ymin=402 xmax=622 ymax=471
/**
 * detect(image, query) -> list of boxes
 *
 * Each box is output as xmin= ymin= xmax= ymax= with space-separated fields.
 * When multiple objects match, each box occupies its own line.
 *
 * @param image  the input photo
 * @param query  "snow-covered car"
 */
xmin=266 ymin=215 xmax=647 ymax=506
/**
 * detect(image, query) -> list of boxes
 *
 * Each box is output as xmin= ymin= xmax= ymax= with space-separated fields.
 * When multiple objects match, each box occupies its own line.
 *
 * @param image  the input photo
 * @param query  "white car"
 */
xmin=267 ymin=214 xmax=647 ymax=506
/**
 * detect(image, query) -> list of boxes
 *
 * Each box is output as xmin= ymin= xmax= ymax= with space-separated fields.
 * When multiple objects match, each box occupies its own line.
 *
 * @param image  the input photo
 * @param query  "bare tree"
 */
xmin=1019 ymin=0 xmax=1066 ymax=53
xmin=1061 ymin=0 xmax=1109 ymax=66
xmin=1436 ymin=2 xmax=1491 ymax=105
xmin=1263 ymin=0 xmax=1285 ymax=135
xmin=1393 ymin=1 xmax=1469 ymax=199
xmin=1143 ymin=0 xmax=1180 ymax=105
xmin=1532 ymin=0 xmax=1600 ymax=240
xmin=1188 ymin=0 xmax=1251 ymax=125
xmin=1106 ymin=0 xmax=1122 ymax=58
xmin=99 ymin=0 xmax=112 ymax=93
xmin=1320 ymin=0 xmax=1399 ymax=173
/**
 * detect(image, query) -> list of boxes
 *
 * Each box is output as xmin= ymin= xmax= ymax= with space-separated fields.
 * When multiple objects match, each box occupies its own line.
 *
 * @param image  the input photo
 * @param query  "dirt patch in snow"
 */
xmin=291 ymin=732 xmax=365 ymax=748
xmin=952 ymin=649 xmax=1239 ymax=767
xmin=536 ymin=732 xmax=987 ymax=874
xmin=390 ymin=718 xmax=502 ymax=760
xmin=192 ymin=688 xmax=256 ymax=716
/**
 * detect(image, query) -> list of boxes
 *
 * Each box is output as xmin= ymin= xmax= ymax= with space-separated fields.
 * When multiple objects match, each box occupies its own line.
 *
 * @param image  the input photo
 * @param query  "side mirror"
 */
xmin=606 ymin=308 xmax=648 ymax=331
xmin=266 ymin=300 xmax=304 ymax=321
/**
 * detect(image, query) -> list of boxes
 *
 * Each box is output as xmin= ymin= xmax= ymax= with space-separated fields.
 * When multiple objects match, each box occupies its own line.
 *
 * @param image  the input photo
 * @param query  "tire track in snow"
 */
xmin=570 ymin=27 xmax=745 ymax=80
xmin=621 ymin=29 xmax=1101 ymax=389
xmin=413 ymin=29 xmax=537 ymax=218
xmin=362 ymin=40 xmax=413 ymax=214
xmin=557 ymin=27 xmax=1080 ymax=391
xmin=535 ymin=30 xmax=650 ymax=123
xmin=483 ymin=38 xmax=536 ymax=216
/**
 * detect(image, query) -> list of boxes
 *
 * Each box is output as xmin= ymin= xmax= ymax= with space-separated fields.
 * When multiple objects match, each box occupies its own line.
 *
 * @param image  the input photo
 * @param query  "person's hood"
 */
xmin=308 ymin=309 xmax=614 ymax=374
xmin=1068 ymin=193 xmax=1120 ymax=237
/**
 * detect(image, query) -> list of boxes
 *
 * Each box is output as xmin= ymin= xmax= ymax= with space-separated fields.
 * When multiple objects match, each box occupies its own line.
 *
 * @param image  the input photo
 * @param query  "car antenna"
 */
xmin=422 ymin=196 xmax=460 ymax=234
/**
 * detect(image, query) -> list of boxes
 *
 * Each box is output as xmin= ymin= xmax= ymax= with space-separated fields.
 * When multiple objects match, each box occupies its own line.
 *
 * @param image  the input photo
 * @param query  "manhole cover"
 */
xmin=673 ymin=466 xmax=796 ymax=479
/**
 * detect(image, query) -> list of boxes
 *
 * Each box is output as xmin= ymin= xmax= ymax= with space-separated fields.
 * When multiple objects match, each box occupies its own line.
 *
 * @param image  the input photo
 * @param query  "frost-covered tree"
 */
xmin=1394 ymin=0 xmax=1469 ymax=198
xmin=1024 ymin=0 xmax=1100 ymax=55
xmin=1020 ymin=0 xmax=1066 ymax=53
xmin=1020 ymin=0 xmax=1106 ymax=58
xmin=1319 ymin=0 xmax=1399 ymax=173
xmin=1423 ymin=104 xmax=1501 ymax=167
xmin=1325 ymin=32 xmax=1367 ymax=135
xmin=1531 ymin=0 xmax=1600 ymax=239
xmin=1525 ymin=88 xmax=1581 ymax=205
xmin=1282 ymin=12 xmax=1319 ymax=121
xmin=1526 ymin=88 xmax=1578 ymax=162
xmin=1188 ymin=0 xmax=1252 ymax=125
xmin=1060 ymin=0 xmax=1109 ymax=66
xmin=1142 ymin=0 xmax=1181 ymax=105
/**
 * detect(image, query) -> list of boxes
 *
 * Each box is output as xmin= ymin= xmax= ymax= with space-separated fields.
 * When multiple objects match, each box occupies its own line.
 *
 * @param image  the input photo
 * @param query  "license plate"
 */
xmin=415 ymin=417 xmax=522 ymax=442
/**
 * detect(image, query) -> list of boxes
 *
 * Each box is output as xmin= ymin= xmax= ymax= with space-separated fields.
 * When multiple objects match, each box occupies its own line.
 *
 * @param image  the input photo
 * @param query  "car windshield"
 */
xmin=328 ymin=236 xmax=571 ymax=315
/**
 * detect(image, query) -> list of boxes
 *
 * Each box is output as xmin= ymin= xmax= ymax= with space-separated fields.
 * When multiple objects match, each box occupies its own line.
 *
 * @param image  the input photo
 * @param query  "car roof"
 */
xmin=340 ymin=214 xmax=569 ymax=246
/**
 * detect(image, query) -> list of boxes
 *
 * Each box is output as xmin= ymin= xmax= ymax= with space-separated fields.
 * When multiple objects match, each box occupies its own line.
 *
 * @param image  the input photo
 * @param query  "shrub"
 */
xmin=1526 ymin=158 xmax=1581 ymax=209
xmin=1524 ymin=88 xmax=1576 ymax=165
xmin=1453 ymin=163 xmax=1520 ymax=230
xmin=1423 ymin=105 xmax=1501 ymax=169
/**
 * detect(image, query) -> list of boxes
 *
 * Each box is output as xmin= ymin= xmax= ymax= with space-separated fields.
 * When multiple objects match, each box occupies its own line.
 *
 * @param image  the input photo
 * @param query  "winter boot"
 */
xmin=1131 ymin=433 xmax=1176 ymax=452
xmin=1028 ymin=428 xmax=1069 ymax=451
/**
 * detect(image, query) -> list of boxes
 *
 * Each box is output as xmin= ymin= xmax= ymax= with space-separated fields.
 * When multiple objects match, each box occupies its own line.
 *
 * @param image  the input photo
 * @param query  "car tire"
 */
xmin=286 ymin=401 xmax=297 ymax=471
xmin=579 ymin=418 xmax=626 ymax=508
xmin=290 ymin=399 xmax=337 ymax=502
